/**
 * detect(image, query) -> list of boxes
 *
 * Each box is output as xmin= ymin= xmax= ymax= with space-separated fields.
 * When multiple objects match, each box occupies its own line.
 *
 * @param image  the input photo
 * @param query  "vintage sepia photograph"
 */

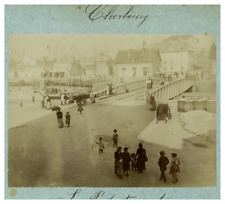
xmin=7 ymin=34 xmax=217 ymax=188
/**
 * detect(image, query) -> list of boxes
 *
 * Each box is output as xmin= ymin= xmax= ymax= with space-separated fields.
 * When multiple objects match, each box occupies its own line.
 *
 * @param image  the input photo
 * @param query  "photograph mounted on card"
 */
xmin=4 ymin=4 xmax=220 ymax=199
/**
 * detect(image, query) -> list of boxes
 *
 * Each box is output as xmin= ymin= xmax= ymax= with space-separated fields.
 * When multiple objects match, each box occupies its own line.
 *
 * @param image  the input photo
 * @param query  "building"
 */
xmin=38 ymin=57 xmax=83 ymax=79
xmin=114 ymin=48 xmax=161 ymax=79
xmin=8 ymin=59 xmax=44 ymax=81
xmin=164 ymin=35 xmax=199 ymax=47
xmin=37 ymin=57 xmax=56 ymax=79
xmin=192 ymin=51 xmax=210 ymax=72
xmin=95 ymin=54 xmax=113 ymax=78
xmin=76 ymin=52 xmax=96 ymax=77
xmin=159 ymin=43 xmax=194 ymax=74
xmin=209 ymin=43 xmax=216 ymax=75
xmin=69 ymin=60 xmax=83 ymax=77
xmin=53 ymin=59 xmax=72 ymax=79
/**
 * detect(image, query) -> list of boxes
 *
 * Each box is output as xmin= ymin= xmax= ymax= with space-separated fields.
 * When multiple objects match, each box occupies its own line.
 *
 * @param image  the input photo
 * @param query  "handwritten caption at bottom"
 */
xmin=61 ymin=188 xmax=166 ymax=199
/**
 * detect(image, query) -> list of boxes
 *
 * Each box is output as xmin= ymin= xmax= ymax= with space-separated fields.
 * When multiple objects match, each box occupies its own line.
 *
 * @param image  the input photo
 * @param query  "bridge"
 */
xmin=95 ymin=79 xmax=147 ymax=98
xmin=146 ymin=78 xmax=194 ymax=102
xmin=94 ymin=78 xmax=194 ymax=103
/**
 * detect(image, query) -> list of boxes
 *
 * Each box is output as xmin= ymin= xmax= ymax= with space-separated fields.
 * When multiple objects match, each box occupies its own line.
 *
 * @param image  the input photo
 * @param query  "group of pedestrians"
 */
xmin=114 ymin=143 xmax=148 ymax=179
xmin=113 ymin=143 xmax=180 ymax=183
xmin=55 ymin=93 xmax=91 ymax=127
xmin=96 ymin=128 xmax=181 ymax=183
xmin=146 ymin=78 xmax=153 ymax=89
xmin=61 ymin=93 xmax=70 ymax=105
xmin=56 ymin=109 xmax=71 ymax=128
xmin=158 ymin=151 xmax=180 ymax=183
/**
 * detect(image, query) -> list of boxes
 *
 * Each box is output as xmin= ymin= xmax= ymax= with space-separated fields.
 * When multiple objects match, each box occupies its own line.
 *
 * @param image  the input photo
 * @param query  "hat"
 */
xmin=160 ymin=151 xmax=165 ymax=156
xmin=124 ymin=147 xmax=128 ymax=150
xmin=117 ymin=146 xmax=122 ymax=150
xmin=171 ymin=153 xmax=177 ymax=157
xmin=113 ymin=129 xmax=118 ymax=132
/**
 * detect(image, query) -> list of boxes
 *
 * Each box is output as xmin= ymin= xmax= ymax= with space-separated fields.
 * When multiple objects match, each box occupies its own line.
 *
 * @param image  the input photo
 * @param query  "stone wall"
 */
xmin=178 ymin=98 xmax=216 ymax=113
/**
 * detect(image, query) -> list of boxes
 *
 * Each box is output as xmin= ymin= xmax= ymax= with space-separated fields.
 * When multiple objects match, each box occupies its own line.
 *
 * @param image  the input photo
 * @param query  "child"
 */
xmin=170 ymin=153 xmax=180 ymax=183
xmin=98 ymin=137 xmax=104 ymax=154
xmin=112 ymin=129 xmax=118 ymax=147
xmin=65 ymin=112 xmax=71 ymax=127
xmin=131 ymin=153 xmax=137 ymax=171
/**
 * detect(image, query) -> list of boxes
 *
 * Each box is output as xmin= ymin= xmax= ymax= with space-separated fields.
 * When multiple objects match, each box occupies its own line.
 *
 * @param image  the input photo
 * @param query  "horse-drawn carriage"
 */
xmin=156 ymin=103 xmax=171 ymax=123
xmin=72 ymin=93 xmax=90 ymax=105
xmin=46 ymin=86 xmax=92 ymax=104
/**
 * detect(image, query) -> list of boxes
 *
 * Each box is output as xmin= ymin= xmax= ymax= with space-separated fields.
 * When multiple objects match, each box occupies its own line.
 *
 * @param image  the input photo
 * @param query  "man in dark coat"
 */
xmin=158 ymin=151 xmax=169 ymax=183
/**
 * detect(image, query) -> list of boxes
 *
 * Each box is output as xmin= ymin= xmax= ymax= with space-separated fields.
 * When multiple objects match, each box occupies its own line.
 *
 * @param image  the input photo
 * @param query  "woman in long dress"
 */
xmin=114 ymin=147 xmax=123 ymax=179
xmin=56 ymin=109 xmax=64 ymax=128
xmin=136 ymin=143 xmax=147 ymax=173
xmin=122 ymin=147 xmax=131 ymax=176
xmin=170 ymin=153 xmax=180 ymax=183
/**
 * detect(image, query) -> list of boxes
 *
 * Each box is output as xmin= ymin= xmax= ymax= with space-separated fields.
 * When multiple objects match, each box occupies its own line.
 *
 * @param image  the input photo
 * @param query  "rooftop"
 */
xmin=114 ymin=49 xmax=160 ymax=64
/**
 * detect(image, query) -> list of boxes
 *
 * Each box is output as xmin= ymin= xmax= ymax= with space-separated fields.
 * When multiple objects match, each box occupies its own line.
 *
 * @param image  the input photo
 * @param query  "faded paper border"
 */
xmin=4 ymin=4 xmax=220 ymax=199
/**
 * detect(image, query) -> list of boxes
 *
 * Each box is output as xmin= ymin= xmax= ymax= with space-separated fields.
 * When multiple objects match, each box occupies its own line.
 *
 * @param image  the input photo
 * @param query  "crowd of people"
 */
xmin=97 ymin=129 xmax=180 ymax=184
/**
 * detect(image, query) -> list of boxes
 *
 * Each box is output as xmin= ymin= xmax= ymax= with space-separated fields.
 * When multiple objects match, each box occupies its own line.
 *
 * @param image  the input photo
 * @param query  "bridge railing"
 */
xmin=95 ymin=79 xmax=147 ymax=98
xmin=146 ymin=78 xmax=194 ymax=102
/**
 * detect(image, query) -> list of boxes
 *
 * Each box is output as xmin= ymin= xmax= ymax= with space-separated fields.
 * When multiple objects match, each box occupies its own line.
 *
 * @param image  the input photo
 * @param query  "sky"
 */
xmin=9 ymin=34 xmax=216 ymax=65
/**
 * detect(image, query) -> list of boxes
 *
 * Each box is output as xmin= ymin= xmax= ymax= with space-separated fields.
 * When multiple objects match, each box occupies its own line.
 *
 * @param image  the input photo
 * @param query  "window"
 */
xmin=133 ymin=68 xmax=137 ymax=76
xmin=143 ymin=67 xmax=147 ymax=76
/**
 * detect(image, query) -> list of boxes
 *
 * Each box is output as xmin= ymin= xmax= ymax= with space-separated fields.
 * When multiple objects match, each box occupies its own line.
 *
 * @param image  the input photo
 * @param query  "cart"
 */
xmin=73 ymin=93 xmax=90 ymax=105
xmin=156 ymin=103 xmax=171 ymax=123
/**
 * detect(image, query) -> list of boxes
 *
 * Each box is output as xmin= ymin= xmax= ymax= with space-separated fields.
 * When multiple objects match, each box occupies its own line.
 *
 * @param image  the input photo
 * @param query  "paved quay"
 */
xmin=7 ymin=88 xmax=216 ymax=188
